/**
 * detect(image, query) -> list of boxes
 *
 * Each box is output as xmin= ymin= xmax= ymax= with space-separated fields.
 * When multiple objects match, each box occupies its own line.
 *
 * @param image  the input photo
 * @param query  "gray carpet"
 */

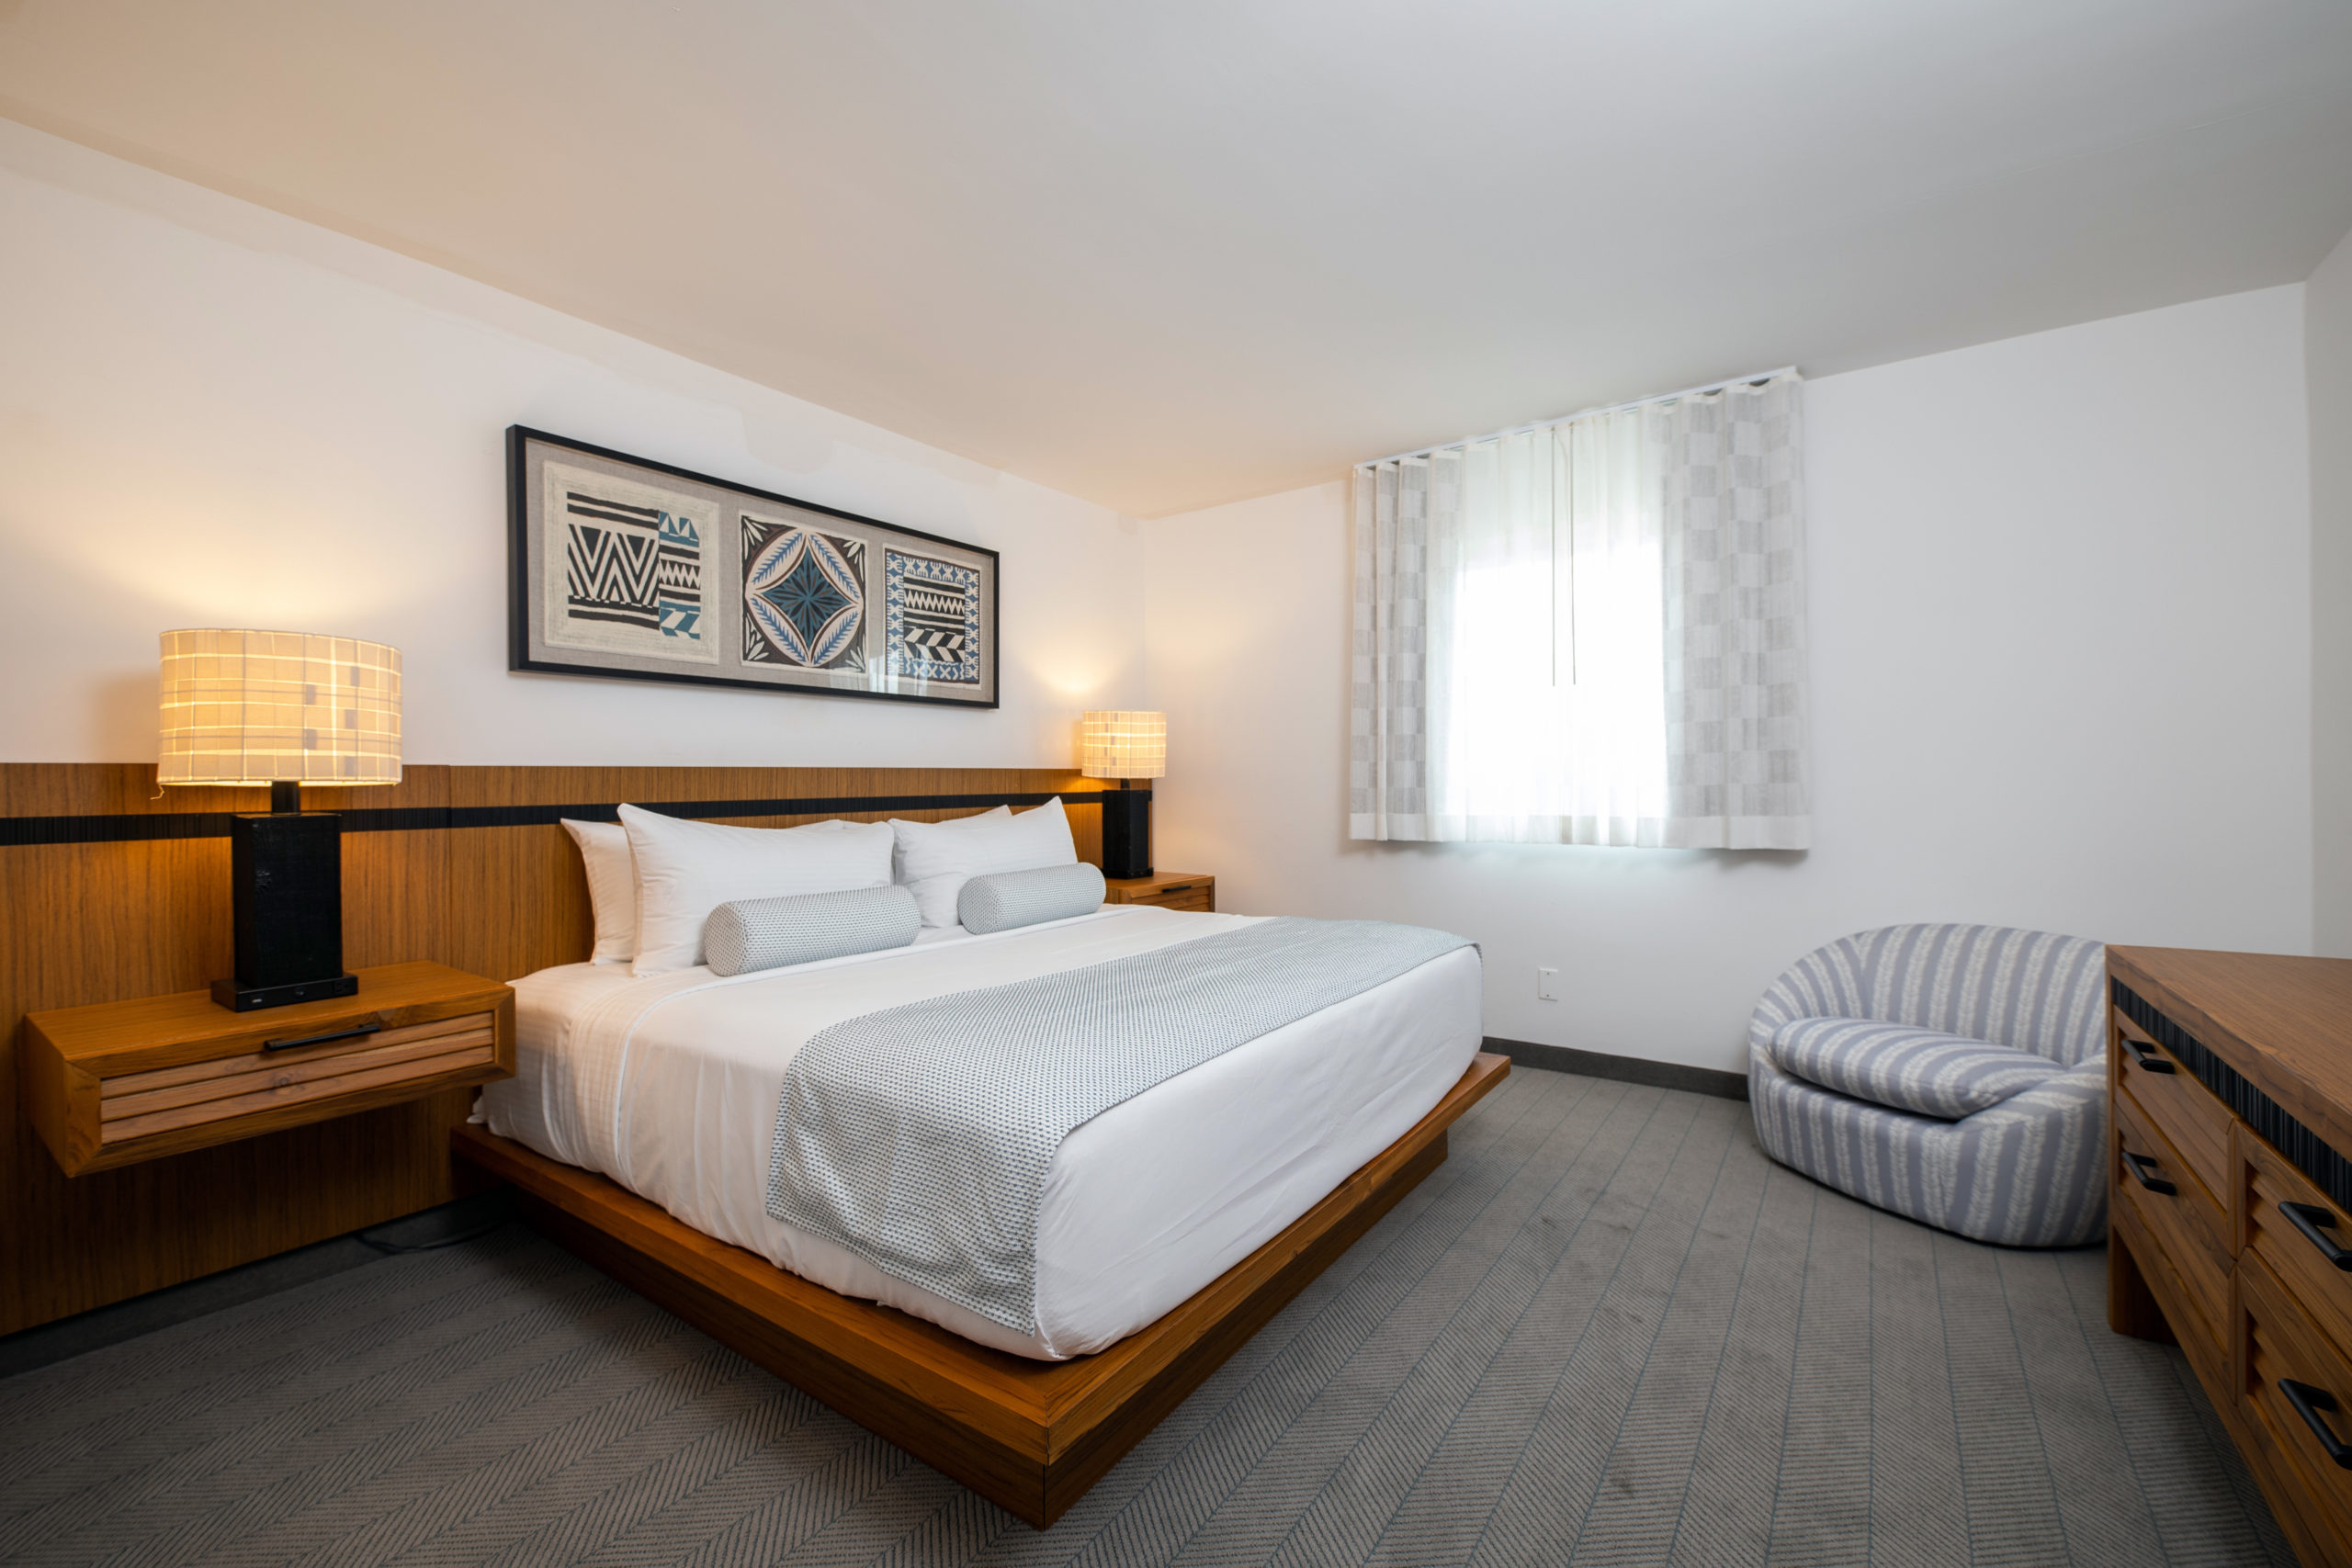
xmin=0 ymin=1066 xmax=2297 ymax=1567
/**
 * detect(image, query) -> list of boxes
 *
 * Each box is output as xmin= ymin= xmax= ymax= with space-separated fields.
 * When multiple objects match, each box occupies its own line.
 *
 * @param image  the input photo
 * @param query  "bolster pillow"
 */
xmin=957 ymin=862 xmax=1108 ymax=934
xmin=704 ymin=885 xmax=920 ymax=976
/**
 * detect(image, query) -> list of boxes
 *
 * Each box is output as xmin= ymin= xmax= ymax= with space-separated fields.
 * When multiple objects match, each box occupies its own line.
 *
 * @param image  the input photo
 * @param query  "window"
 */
xmin=1351 ymin=371 xmax=1811 ymax=850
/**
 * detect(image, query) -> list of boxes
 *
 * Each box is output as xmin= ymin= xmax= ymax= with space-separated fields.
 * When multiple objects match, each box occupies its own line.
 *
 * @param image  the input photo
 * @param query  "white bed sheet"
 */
xmin=475 ymin=906 xmax=1483 ymax=1359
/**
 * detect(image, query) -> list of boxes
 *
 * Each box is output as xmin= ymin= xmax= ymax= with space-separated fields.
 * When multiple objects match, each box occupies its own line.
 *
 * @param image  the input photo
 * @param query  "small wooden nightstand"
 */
xmin=1103 ymin=871 xmax=1216 ymax=913
xmin=19 ymin=961 xmax=515 ymax=1177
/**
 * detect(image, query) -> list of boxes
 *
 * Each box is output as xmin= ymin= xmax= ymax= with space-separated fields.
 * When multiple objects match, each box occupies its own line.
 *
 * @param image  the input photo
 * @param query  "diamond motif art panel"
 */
xmin=741 ymin=517 xmax=866 ymax=670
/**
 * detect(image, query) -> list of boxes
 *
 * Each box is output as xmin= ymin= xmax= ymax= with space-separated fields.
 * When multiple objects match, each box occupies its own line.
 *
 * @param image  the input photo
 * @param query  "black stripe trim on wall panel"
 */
xmin=2112 ymin=977 xmax=2352 ymax=1213
xmin=0 ymin=791 xmax=1136 ymax=848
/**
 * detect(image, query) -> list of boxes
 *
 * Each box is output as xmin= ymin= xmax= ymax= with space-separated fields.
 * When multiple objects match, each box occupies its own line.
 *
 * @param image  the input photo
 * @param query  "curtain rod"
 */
xmin=1355 ymin=365 xmax=1798 ymax=469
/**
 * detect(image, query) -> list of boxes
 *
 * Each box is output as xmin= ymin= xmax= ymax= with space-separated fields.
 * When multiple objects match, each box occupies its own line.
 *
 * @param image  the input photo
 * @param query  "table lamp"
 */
xmin=159 ymin=629 xmax=402 ymax=1010
xmin=1080 ymin=710 xmax=1165 ymax=878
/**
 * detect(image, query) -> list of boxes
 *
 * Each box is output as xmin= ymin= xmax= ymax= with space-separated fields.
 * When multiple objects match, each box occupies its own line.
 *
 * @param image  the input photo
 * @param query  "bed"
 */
xmin=458 ymin=897 xmax=1501 ymax=1525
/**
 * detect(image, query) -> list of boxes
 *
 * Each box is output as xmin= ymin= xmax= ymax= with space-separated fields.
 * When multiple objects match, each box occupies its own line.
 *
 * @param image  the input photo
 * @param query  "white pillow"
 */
xmin=561 ymin=818 xmax=639 ymax=964
xmin=619 ymin=804 xmax=896 ymax=976
xmin=890 ymin=799 xmax=1078 ymax=928
xmin=889 ymin=803 xmax=1008 ymax=886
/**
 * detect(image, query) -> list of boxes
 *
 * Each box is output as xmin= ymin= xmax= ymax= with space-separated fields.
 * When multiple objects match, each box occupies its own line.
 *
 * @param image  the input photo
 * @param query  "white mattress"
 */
xmin=475 ymin=906 xmax=1483 ymax=1359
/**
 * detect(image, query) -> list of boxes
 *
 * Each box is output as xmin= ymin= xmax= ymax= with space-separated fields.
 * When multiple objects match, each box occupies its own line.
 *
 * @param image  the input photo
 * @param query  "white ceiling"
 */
xmin=4 ymin=1 xmax=2349 ymax=516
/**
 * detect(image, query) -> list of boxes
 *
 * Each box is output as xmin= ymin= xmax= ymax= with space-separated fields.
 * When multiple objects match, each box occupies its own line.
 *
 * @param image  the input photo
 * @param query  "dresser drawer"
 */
xmin=2116 ymin=1082 xmax=2233 ymax=1359
xmin=2243 ymin=1126 xmax=2352 ymax=1355
xmin=2240 ymin=1251 xmax=2352 ymax=1562
xmin=2114 ymin=1191 xmax=2229 ymax=1395
xmin=2112 ymin=1006 xmax=2233 ymax=1207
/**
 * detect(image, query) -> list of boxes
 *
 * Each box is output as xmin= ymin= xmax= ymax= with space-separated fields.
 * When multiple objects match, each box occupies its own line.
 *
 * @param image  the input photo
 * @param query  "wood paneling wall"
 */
xmin=1 ymin=762 xmax=1109 ymax=1336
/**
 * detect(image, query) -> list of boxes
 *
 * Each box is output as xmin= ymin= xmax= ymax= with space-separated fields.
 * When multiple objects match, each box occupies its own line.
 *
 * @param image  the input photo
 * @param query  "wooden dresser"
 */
xmin=2109 ymin=946 xmax=2352 ymax=1566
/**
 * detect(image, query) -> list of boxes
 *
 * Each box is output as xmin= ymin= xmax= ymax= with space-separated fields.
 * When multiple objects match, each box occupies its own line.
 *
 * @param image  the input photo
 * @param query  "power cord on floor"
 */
xmin=356 ymin=1216 xmax=513 ymax=1254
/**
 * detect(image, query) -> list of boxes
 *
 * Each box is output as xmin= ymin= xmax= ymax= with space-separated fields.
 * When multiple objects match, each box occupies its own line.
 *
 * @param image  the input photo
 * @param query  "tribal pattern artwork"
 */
xmin=741 ymin=516 xmax=866 ymax=670
xmin=542 ymin=462 xmax=717 ymax=663
xmin=517 ymin=434 xmax=992 ymax=702
xmin=885 ymin=549 xmax=983 ymax=685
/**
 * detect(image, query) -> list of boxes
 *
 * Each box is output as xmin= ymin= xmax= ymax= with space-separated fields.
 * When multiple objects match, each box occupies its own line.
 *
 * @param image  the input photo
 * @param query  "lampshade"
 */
xmin=1080 ymin=710 xmax=1167 ymax=780
xmin=159 ymin=628 xmax=402 ymax=787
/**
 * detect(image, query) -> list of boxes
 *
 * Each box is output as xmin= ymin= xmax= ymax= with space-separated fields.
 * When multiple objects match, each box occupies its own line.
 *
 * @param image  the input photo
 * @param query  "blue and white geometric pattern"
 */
xmin=654 ymin=513 xmax=702 ymax=639
xmin=742 ymin=520 xmax=865 ymax=669
xmin=884 ymin=549 xmax=982 ymax=685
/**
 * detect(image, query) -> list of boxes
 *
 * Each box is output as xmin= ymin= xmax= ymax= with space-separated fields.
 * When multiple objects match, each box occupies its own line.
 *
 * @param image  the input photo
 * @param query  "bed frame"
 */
xmin=452 ymin=1050 xmax=1508 ymax=1527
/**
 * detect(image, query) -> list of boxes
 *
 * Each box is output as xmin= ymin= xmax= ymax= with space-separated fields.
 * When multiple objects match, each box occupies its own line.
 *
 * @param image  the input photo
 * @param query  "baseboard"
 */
xmin=0 ymin=1188 xmax=518 ymax=1381
xmin=1487 ymin=1037 xmax=1749 ymax=1101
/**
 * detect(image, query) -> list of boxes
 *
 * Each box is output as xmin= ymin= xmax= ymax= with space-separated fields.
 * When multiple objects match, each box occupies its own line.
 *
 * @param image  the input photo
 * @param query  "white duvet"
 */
xmin=475 ymin=905 xmax=1483 ymax=1359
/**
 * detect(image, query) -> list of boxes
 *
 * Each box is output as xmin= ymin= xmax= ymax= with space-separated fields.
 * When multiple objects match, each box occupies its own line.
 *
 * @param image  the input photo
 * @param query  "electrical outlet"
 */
xmin=1536 ymin=965 xmax=1560 ymax=1001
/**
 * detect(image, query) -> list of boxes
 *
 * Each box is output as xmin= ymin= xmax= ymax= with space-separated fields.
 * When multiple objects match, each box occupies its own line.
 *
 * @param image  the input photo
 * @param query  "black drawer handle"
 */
xmin=2281 ymin=1380 xmax=2352 ymax=1470
xmin=2280 ymin=1202 xmax=2352 ymax=1270
xmin=2120 ymin=1149 xmax=2177 ymax=1196
xmin=2122 ymin=1037 xmax=2175 ymax=1075
xmin=264 ymin=1021 xmax=381 ymax=1053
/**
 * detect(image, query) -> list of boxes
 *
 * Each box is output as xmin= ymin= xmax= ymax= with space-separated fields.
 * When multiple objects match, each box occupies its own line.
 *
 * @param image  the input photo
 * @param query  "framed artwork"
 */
xmin=507 ymin=427 xmax=999 ymax=707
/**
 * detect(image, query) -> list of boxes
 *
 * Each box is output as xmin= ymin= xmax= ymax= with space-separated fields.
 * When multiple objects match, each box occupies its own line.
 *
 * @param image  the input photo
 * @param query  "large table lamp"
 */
xmin=1080 ymin=709 xmax=1165 ymax=879
xmin=159 ymin=629 xmax=402 ymax=1010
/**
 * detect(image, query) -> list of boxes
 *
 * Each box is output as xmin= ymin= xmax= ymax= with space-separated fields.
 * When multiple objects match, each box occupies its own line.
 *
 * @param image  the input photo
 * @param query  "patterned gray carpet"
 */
xmin=0 ymin=1066 xmax=2297 ymax=1567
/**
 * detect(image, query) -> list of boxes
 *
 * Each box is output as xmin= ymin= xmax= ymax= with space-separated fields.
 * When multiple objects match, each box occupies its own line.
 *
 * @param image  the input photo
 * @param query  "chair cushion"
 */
xmin=1767 ymin=1018 xmax=2069 ymax=1121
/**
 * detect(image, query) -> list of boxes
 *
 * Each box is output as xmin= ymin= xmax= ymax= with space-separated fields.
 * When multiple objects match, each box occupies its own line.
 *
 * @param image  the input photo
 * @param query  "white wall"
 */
xmin=1146 ymin=287 xmax=2314 ymax=1073
xmin=0 ymin=119 xmax=1145 ymax=768
xmin=2313 ymin=225 xmax=2352 ymax=955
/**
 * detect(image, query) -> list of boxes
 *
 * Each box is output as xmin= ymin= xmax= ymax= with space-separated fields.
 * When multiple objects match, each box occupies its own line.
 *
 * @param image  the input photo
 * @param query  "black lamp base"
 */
xmin=211 ymin=807 xmax=352 ymax=1011
xmin=210 ymin=973 xmax=358 ymax=1012
xmin=1100 ymin=788 xmax=1152 ymax=879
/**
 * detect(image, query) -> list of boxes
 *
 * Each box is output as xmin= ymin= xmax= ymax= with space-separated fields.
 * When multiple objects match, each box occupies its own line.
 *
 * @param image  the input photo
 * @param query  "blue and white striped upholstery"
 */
xmin=703 ymin=885 xmax=920 ymax=976
xmin=1768 ymin=1019 xmax=2067 ymax=1121
xmin=1748 ymin=924 xmax=2109 ymax=1247
xmin=956 ymin=862 xmax=1107 ymax=935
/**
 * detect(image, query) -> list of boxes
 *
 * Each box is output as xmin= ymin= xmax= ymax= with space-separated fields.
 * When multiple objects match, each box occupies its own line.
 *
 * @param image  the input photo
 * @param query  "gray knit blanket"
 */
xmin=764 ymin=916 xmax=1474 ymax=1331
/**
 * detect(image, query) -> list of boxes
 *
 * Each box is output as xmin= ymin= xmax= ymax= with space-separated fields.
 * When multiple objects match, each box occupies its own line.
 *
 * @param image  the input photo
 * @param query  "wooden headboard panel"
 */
xmin=0 ymin=762 xmax=1114 ymax=1336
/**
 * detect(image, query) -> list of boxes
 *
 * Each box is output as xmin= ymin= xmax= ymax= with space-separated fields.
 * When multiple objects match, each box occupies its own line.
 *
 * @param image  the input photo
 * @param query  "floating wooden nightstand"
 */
xmin=20 ymin=961 xmax=514 ymax=1177
xmin=1103 ymin=871 xmax=1215 ymax=913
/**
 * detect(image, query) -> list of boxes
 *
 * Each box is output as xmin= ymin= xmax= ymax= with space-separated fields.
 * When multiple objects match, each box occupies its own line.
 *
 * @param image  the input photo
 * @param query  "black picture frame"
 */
xmin=506 ymin=425 xmax=1001 ymax=709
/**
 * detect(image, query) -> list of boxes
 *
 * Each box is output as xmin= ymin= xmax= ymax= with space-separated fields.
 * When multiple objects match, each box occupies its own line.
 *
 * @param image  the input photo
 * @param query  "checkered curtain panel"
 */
xmin=1350 ymin=372 xmax=1811 ymax=848
xmin=1659 ymin=374 xmax=1812 ymax=848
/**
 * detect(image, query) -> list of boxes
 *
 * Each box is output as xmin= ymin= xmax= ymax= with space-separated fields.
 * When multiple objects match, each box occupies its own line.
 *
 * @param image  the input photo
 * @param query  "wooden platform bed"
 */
xmin=454 ymin=1049 xmax=1507 ymax=1527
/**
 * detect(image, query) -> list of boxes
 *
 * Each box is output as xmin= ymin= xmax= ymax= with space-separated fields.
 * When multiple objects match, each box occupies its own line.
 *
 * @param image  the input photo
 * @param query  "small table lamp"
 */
xmin=159 ymin=629 xmax=402 ymax=1010
xmin=1080 ymin=710 xmax=1165 ymax=878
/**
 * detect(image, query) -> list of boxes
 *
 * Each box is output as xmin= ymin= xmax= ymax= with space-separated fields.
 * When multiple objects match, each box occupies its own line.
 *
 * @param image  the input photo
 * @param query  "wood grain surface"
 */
xmin=1 ymin=762 xmax=1111 ymax=1336
xmin=455 ymin=1052 xmax=1510 ymax=1526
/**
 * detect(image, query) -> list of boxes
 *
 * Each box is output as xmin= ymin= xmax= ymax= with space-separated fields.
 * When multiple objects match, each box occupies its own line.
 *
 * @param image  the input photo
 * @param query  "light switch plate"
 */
xmin=1537 ymin=965 xmax=1559 ymax=1001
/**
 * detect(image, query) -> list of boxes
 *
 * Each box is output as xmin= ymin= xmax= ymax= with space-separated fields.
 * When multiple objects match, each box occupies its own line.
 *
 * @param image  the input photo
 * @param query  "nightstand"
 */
xmin=20 ymin=961 xmax=514 ymax=1177
xmin=1103 ymin=871 xmax=1216 ymax=913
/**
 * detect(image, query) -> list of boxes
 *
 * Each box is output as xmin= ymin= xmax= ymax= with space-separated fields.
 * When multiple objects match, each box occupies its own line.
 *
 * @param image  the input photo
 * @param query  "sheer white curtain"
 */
xmin=1351 ymin=372 xmax=1809 ymax=849
xmin=1421 ymin=414 xmax=1666 ymax=843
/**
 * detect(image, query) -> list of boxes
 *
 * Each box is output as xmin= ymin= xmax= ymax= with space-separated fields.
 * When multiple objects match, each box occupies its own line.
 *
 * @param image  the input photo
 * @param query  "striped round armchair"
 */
xmin=1748 ymin=924 xmax=2109 ymax=1247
